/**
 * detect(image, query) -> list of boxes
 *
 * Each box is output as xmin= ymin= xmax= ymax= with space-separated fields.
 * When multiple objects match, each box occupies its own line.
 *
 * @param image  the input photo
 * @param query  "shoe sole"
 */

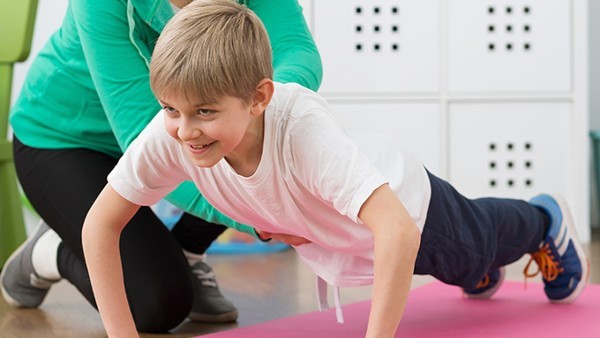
xmin=0 ymin=221 xmax=46 ymax=307
xmin=464 ymin=266 xmax=506 ymax=300
xmin=188 ymin=310 xmax=239 ymax=323
xmin=550 ymin=196 xmax=590 ymax=304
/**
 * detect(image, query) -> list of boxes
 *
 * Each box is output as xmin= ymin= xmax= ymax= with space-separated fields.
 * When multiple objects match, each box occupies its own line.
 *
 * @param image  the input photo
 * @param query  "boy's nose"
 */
xmin=177 ymin=122 xmax=201 ymax=141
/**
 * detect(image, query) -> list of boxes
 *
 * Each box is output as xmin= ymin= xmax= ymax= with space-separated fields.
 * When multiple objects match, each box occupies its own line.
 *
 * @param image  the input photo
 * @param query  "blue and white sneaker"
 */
xmin=463 ymin=267 xmax=506 ymax=299
xmin=527 ymin=194 xmax=589 ymax=303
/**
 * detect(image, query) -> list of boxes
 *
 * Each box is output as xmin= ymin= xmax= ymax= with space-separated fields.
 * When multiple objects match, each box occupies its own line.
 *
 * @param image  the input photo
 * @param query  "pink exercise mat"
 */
xmin=199 ymin=281 xmax=600 ymax=337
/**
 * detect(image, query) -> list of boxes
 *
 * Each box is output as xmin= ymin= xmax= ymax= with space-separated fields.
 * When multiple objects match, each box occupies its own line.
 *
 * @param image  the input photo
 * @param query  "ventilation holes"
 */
xmin=353 ymin=4 xmax=402 ymax=53
xmin=487 ymin=141 xmax=535 ymax=189
xmin=487 ymin=4 xmax=533 ymax=52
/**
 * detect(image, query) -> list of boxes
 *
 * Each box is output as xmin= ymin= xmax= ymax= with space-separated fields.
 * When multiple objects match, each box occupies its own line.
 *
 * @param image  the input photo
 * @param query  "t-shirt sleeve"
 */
xmin=108 ymin=112 xmax=189 ymax=206
xmin=286 ymin=108 xmax=388 ymax=223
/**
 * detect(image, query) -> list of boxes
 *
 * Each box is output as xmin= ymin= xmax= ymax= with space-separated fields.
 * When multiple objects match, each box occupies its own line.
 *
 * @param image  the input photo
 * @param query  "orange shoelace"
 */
xmin=523 ymin=243 xmax=564 ymax=289
xmin=475 ymin=273 xmax=491 ymax=289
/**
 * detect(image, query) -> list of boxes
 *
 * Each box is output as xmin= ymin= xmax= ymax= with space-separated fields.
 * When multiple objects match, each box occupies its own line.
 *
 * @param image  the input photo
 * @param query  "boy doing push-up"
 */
xmin=82 ymin=1 xmax=589 ymax=337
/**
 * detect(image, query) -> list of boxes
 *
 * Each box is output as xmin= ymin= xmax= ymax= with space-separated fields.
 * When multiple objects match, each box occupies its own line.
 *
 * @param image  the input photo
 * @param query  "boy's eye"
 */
xmin=197 ymin=109 xmax=214 ymax=116
xmin=163 ymin=106 xmax=177 ymax=113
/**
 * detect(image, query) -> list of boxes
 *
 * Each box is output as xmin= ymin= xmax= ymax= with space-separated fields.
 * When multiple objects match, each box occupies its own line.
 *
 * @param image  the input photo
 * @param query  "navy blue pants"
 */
xmin=414 ymin=170 xmax=547 ymax=288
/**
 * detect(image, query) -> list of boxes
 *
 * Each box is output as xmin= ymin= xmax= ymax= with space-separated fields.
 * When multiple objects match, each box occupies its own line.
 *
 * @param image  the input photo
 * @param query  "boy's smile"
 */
xmin=188 ymin=141 xmax=216 ymax=154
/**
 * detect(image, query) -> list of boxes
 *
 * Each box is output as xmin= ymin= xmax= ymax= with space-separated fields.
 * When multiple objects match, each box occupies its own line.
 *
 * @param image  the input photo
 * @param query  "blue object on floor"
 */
xmin=206 ymin=240 xmax=289 ymax=255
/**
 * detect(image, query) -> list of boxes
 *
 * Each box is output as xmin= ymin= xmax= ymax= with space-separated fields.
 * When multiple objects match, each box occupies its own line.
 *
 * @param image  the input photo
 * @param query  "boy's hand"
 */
xmin=256 ymin=230 xmax=312 ymax=246
xmin=359 ymin=184 xmax=421 ymax=338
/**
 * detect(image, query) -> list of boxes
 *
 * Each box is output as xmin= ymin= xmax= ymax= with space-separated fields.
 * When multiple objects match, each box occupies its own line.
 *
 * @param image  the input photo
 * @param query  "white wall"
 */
xmin=591 ymin=2 xmax=600 ymax=130
xmin=589 ymin=1 xmax=600 ymax=228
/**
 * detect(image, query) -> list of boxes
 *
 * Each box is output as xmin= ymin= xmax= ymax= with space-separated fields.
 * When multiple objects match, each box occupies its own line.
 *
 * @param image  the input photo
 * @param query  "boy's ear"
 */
xmin=250 ymin=79 xmax=274 ymax=116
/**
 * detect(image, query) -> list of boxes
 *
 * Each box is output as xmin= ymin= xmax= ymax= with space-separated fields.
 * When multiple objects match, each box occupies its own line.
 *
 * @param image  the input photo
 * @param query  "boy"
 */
xmin=82 ymin=0 xmax=589 ymax=337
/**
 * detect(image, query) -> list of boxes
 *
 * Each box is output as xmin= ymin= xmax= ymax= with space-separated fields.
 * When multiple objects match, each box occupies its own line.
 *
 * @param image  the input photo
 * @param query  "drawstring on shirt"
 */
xmin=316 ymin=276 xmax=344 ymax=324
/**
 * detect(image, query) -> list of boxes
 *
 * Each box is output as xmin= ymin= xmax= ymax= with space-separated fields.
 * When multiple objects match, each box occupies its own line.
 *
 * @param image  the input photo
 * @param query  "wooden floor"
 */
xmin=1 ymin=230 xmax=599 ymax=338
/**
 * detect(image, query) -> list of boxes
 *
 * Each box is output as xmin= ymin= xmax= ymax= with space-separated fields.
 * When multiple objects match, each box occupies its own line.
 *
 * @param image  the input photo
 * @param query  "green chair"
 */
xmin=0 ymin=0 xmax=39 ymax=268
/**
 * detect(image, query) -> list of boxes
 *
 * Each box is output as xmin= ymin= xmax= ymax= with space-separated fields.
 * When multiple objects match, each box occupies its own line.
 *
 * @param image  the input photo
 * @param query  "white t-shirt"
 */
xmin=109 ymin=82 xmax=431 ymax=287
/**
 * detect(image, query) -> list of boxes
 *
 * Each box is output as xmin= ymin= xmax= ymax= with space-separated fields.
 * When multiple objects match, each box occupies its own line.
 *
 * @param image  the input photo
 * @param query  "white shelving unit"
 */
xmin=305 ymin=0 xmax=590 ymax=242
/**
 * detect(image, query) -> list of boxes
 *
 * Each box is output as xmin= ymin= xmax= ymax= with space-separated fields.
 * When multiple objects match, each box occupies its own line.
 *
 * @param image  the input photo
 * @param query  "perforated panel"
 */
xmin=313 ymin=0 xmax=440 ymax=94
xmin=447 ymin=0 xmax=571 ymax=93
xmin=448 ymin=102 xmax=570 ymax=198
xmin=329 ymin=101 xmax=441 ymax=173
xmin=309 ymin=0 xmax=588 ymax=242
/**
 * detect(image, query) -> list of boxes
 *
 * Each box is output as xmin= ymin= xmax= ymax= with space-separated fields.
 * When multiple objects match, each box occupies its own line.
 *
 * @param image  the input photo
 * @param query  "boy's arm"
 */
xmin=82 ymin=184 xmax=141 ymax=338
xmin=358 ymin=184 xmax=421 ymax=338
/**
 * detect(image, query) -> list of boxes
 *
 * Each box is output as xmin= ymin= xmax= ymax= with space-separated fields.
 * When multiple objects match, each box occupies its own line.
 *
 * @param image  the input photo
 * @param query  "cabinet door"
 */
xmin=313 ymin=0 xmax=440 ymax=95
xmin=448 ymin=102 xmax=570 ymax=198
xmin=447 ymin=0 xmax=571 ymax=93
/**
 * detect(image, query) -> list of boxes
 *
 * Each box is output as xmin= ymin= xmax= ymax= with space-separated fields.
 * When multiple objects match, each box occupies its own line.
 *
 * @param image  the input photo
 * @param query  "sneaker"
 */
xmin=188 ymin=260 xmax=238 ymax=323
xmin=463 ymin=267 xmax=506 ymax=299
xmin=0 ymin=221 xmax=60 ymax=308
xmin=526 ymin=194 xmax=590 ymax=303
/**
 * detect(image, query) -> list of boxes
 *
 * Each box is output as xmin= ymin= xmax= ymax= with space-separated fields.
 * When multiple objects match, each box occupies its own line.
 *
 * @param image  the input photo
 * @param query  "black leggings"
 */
xmin=13 ymin=136 xmax=226 ymax=332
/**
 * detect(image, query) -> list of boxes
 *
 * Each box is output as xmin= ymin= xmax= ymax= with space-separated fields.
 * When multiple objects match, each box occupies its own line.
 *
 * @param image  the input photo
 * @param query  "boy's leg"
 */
xmin=451 ymin=191 xmax=588 ymax=303
xmin=415 ymin=170 xmax=545 ymax=289
xmin=5 ymin=137 xmax=192 ymax=332
xmin=459 ymin=197 xmax=546 ymax=299
xmin=419 ymin=170 xmax=588 ymax=303
xmin=472 ymin=197 xmax=546 ymax=268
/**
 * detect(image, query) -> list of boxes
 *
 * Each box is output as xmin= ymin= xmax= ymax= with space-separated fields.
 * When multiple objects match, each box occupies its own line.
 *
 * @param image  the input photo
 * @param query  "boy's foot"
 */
xmin=1 ymin=221 xmax=60 ymax=308
xmin=527 ymin=194 xmax=590 ymax=303
xmin=188 ymin=260 xmax=238 ymax=323
xmin=463 ymin=267 xmax=506 ymax=299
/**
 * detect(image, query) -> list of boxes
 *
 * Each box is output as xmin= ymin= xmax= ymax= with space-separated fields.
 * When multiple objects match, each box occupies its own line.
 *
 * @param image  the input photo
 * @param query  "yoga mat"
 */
xmin=200 ymin=281 xmax=600 ymax=337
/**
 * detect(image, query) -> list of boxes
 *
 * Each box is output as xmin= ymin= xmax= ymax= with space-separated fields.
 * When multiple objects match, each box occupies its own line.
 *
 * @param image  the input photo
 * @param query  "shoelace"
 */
xmin=474 ymin=273 xmax=491 ymax=289
xmin=523 ymin=243 xmax=563 ymax=288
xmin=192 ymin=266 xmax=218 ymax=287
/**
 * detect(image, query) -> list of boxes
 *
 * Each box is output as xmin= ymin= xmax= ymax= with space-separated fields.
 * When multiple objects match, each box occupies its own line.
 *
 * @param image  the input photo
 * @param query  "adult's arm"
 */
xmin=71 ymin=0 xmax=160 ymax=150
xmin=250 ymin=0 xmax=323 ymax=90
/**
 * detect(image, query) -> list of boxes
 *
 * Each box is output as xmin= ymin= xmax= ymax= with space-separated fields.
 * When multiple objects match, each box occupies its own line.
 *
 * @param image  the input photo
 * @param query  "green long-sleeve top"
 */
xmin=10 ymin=0 xmax=322 ymax=234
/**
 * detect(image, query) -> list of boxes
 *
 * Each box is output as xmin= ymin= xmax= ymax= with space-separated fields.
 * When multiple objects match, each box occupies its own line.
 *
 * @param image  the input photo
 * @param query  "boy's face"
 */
xmin=160 ymin=94 xmax=258 ymax=168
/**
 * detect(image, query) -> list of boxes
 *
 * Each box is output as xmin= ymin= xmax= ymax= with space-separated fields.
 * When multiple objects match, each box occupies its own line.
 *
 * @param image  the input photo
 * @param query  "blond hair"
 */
xmin=150 ymin=0 xmax=273 ymax=105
